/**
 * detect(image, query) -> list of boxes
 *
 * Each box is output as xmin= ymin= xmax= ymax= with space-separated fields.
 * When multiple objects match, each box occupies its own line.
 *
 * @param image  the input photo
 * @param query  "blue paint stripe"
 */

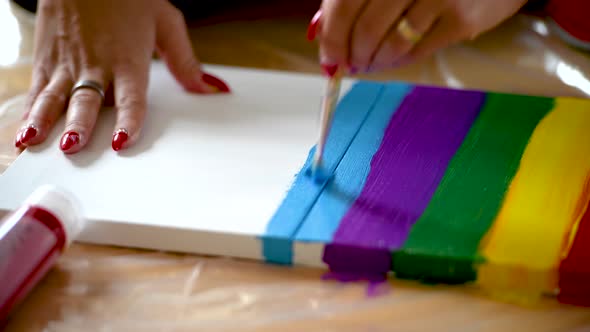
xmin=294 ymin=83 xmax=412 ymax=246
xmin=261 ymin=81 xmax=385 ymax=264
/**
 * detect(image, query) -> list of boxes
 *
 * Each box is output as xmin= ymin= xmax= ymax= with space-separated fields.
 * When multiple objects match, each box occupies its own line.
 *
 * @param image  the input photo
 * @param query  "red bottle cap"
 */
xmin=23 ymin=185 xmax=85 ymax=245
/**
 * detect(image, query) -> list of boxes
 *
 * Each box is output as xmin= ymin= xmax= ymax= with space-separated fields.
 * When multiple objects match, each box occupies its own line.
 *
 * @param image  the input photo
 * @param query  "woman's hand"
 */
xmin=15 ymin=0 xmax=230 ymax=154
xmin=312 ymin=0 xmax=529 ymax=74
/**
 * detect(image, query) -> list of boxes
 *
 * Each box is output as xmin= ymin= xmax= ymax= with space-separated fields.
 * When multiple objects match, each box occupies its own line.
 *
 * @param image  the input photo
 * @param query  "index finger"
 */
xmin=111 ymin=64 xmax=149 ymax=152
xmin=317 ymin=0 xmax=367 ymax=67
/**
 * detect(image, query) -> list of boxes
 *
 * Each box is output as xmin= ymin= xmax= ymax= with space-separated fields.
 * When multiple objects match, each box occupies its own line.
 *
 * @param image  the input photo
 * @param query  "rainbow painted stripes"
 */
xmin=262 ymin=81 xmax=590 ymax=306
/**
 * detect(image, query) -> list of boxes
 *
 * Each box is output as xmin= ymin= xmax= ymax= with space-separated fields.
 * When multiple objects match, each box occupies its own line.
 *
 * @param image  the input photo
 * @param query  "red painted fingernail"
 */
xmin=20 ymin=126 xmax=37 ymax=144
xmin=112 ymin=129 xmax=128 ymax=151
xmin=202 ymin=72 xmax=231 ymax=93
xmin=307 ymin=9 xmax=322 ymax=41
xmin=321 ymin=64 xmax=339 ymax=77
xmin=60 ymin=131 xmax=80 ymax=151
xmin=14 ymin=134 xmax=23 ymax=148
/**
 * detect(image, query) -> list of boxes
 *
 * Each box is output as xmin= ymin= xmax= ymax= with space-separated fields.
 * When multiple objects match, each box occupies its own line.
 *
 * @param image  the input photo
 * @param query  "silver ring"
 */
xmin=71 ymin=80 xmax=105 ymax=100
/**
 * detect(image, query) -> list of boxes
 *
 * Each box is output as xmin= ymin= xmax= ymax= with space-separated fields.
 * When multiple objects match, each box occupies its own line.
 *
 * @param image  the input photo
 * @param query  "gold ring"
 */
xmin=396 ymin=18 xmax=422 ymax=43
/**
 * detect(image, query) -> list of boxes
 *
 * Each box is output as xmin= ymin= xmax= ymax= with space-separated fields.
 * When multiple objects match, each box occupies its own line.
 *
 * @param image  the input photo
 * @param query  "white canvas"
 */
xmin=0 ymin=61 xmax=354 ymax=264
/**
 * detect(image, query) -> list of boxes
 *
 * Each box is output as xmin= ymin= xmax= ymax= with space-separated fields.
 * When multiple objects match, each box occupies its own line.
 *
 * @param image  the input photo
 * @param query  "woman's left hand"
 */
xmin=311 ymin=0 xmax=529 ymax=74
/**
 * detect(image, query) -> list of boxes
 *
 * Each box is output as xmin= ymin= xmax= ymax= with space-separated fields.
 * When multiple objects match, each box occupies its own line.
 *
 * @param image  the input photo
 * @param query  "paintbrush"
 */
xmin=311 ymin=66 xmax=342 ymax=180
xmin=307 ymin=9 xmax=343 ymax=181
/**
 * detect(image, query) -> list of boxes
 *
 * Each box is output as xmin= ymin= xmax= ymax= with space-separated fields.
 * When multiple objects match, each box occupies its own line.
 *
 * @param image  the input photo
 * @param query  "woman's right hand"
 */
xmin=15 ymin=0 xmax=230 ymax=154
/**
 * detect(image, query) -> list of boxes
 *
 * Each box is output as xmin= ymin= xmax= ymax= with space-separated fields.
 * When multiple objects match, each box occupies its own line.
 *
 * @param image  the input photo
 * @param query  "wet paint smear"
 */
xmin=392 ymin=93 xmax=554 ymax=284
xmin=478 ymin=97 xmax=590 ymax=301
xmin=295 ymin=83 xmax=411 ymax=242
xmin=559 ymin=196 xmax=590 ymax=307
xmin=295 ymin=82 xmax=411 ymax=277
xmin=321 ymin=271 xmax=392 ymax=297
xmin=262 ymin=81 xmax=384 ymax=264
xmin=324 ymin=87 xmax=485 ymax=277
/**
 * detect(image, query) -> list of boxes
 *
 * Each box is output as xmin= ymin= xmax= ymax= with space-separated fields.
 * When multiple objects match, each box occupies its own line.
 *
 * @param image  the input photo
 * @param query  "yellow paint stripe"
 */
xmin=477 ymin=97 xmax=590 ymax=301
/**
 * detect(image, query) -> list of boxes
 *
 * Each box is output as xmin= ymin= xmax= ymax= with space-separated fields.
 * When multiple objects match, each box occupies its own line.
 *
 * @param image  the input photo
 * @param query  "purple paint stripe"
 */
xmin=326 ymin=86 xmax=485 ymax=272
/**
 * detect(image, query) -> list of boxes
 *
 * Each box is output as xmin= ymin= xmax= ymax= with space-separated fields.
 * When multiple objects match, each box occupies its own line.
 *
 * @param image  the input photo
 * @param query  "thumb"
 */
xmin=155 ymin=6 xmax=230 ymax=93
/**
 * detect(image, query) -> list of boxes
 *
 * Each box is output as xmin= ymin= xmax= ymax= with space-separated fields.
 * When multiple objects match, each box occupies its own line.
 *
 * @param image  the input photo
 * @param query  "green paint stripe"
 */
xmin=392 ymin=92 xmax=554 ymax=284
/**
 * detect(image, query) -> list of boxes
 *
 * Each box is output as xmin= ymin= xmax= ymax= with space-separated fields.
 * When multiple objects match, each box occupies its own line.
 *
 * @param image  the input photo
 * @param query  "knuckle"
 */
xmin=159 ymin=5 xmax=186 ymax=33
xmin=118 ymin=94 xmax=145 ymax=111
xmin=37 ymin=1 xmax=57 ymax=17
xmin=167 ymin=6 xmax=185 ymax=23
xmin=352 ymin=53 xmax=371 ymax=67
xmin=116 ymin=115 xmax=141 ymax=135
xmin=71 ymin=90 xmax=101 ymax=106
xmin=26 ymin=78 xmax=47 ymax=103
xmin=320 ymin=36 xmax=347 ymax=62
xmin=388 ymin=35 xmax=411 ymax=55
xmin=32 ymin=66 xmax=49 ymax=82
xmin=113 ymin=56 xmax=144 ymax=71
xmin=36 ymin=89 xmax=66 ymax=105
xmin=352 ymin=31 xmax=381 ymax=64
xmin=375 ymin=44 xmax=394 ymax=63
xmin=448 ymin=6 xmax=475 ymax=34
xmin=66 ymin=118 xmax=91 ymax=130
xmin=78 ymin=55 xmax=101 ymax=70
xmin=179 ymin=57 xmax=200 ymax=73
xmin=409 ymin=45 xmax=430 ymax=61
xmin=330 ymin=0 xmax=357 ymax=18
xmin=29 ymin=111 xmax=55 ymax=129
xmin=37 ymin=117 xmax=54 ymax=129
xmin=356 ymin=21 xmax=381 ymax=44
xmin=320 ymin=34 xmax=343 ymax=51
xmin=119 ymin=116 xmax=139 ymax=129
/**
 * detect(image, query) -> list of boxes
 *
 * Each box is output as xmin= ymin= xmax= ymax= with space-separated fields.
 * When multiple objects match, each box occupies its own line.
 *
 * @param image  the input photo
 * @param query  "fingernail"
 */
xmin=14 ymin=133 xmax=23 ymax=148
xmin=348 ymin=66 xmax=359 ymax=75
xmin=60 ymin=131 xmax=80 ymax=151
xmin=307 ymin=9 xmax=322 ymax=41
xmin=19 ymin=125 xmax=37 ymax=144
xmin=112 ymin=129 xmax=128 ymax=151
xmin=202 ymin=72 xmax=231 ymax=93
xmin=321 ymin=64 xmax=339 ymax=77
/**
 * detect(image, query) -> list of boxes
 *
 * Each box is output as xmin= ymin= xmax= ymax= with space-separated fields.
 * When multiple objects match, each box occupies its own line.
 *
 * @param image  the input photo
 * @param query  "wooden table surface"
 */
xmin=1 ymin=1 xmax=590 ymax=331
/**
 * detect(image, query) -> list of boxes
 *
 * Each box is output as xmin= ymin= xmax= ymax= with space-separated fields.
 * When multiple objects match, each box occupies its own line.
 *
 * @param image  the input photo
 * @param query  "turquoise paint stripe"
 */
xmin=262 ymin=81 xmax=385 ymax=264
xmin=294 ymin=83 xmax=412 ymax=245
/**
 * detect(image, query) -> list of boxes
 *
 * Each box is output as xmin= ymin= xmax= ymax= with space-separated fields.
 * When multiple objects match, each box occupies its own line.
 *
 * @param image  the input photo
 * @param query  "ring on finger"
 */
xmin=71 ymin=80 xmax=106 ymax=101
xmin=396 ymin=18 xmax=422 ymax=44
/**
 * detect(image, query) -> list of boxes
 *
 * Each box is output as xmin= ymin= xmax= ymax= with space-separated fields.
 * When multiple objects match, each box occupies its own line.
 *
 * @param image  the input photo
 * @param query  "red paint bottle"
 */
xmin=0 ymin=185 xmax=84 ymax=323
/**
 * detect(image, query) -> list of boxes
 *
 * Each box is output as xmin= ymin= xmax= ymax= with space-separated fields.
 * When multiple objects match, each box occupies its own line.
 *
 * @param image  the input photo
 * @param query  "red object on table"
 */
xmin=0 ymin=186 xmax=83 ymax=324
xmin=546 ymin=0 xmax=590 ymax=45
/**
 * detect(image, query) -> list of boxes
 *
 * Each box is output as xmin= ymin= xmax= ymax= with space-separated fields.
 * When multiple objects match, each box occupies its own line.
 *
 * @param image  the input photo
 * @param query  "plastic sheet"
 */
xmin=2 ymin=2 xmax=590 ymax=331
xmin=6 ymin=245 xmax=590 ymax=332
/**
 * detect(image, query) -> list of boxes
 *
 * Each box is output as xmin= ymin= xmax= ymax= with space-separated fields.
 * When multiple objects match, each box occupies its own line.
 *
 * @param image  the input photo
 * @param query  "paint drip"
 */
xmin=321 ymin=271 xmax=391 ymax=298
